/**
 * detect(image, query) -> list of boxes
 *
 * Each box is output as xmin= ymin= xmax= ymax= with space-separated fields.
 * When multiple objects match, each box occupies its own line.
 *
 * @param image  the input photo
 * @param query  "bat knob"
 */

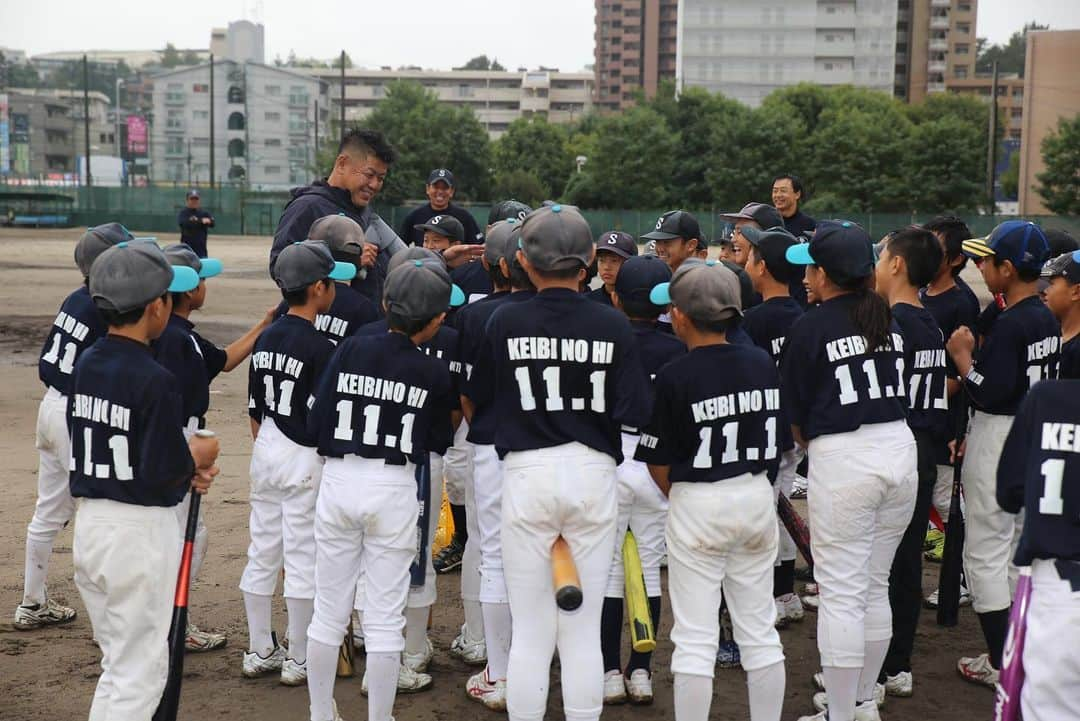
xmin=556 ymin=585 xmax=583 ymax=611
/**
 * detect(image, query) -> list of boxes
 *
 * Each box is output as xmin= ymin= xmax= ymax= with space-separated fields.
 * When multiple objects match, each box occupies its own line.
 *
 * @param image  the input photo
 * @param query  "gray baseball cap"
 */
xmin=272 ymin=240 xmax=356 ymax=292
xmin=519 ymin=204 xmax=594 ymax=272
xmin=90 ymin=241 xmax=200 ymax=313
xmin=164 ymin=243 xmax=223 ymax=279
xmin=389 ymin=246 xmax=444 ymax=272
xmin=74 ymin=223 xmax=136 ymax=277
xmin=484 ymin=219 xmax=520 ymax=264
xmin=308 ymin=214 xmax=366 ymax=262
xmin=385 ymin=260 xmax=460 ymax=321
xmin=720 ymin=202 xmax=784 ymax=231
xmin=649 ymin=258 xmax=743 ymax=322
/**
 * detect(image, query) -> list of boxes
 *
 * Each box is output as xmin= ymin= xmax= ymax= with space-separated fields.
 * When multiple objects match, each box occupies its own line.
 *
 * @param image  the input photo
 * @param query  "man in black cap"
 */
xmin=399 ymin=169 xmax=484 ymax=247
xmin=588 ymin=231 xmax=638 ymax=306
xmin=178 ymin=189 xmax=215 ymax=258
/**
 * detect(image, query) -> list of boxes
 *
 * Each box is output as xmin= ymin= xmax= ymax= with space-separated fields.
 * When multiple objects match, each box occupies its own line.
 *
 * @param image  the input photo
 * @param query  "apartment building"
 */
xmin=895 ymin=0 xmax=978 ymax=102
xmin=594 ymin=0 xmax=679 ymax=111
xmin=3 ymin=88 xmax=111 ymax=179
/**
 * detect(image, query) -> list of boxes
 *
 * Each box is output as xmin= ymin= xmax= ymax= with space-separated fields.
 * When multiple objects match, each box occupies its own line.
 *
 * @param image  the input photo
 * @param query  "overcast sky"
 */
xmin=2 ymin=0 xmax=1078 ymax=72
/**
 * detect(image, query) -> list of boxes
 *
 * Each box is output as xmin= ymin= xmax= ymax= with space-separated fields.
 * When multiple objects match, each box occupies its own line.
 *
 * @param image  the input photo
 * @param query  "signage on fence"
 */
xmin=126 ymin=115 xmax=148 ymax=155
xmin=0 ymin=94 xmax=10 ymax=175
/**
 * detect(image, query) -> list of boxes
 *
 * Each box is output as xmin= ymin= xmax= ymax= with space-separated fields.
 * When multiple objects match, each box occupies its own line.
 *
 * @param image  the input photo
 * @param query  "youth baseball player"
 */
xmin=468 ymin=204 xmax=651 ymax=721
xmin=70 ymin=241 xmax=219 ymax=720
xmin=588 ymin=231 xmax=638 ymax=307
xmin=305 ymin=258 xmax=458 ymax=721
xmin=781 ymin=221 xmax=918 ymax=721
xmin=1042 ymin=250 xmax=1080 ymax=379
xmin=636 ymin=258 xmax=786 ymax=721
xmin=15 ymin=223 xmax=132 ymax=630
xmin=240 ymin=241 xmax=353 ymax=684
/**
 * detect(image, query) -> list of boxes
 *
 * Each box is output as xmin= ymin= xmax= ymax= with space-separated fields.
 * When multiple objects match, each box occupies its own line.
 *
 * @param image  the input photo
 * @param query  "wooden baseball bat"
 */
xmin=777 ymin=493 xmax=813 ymax=568
xmin=938 ymin=394 xmax=968 ymax=627
xmin=994 ymin=566 xmax=1033 ymax=721
xmin=337 ymin=618 xmax=355 ymax=677
xmin=552 ymin=536 xmax=582 ymax=611
xmin=622 ymin=531 xmax=656 ymax=653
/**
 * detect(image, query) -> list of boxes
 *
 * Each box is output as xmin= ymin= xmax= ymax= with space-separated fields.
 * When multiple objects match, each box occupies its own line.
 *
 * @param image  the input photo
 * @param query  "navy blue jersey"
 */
xmin=742 ymin=296 xmax=805 ymax=362
xmin=636 ymin=343 xmax=785 ymax=483
xmin=248 ymin=315 xmax=336 ymax=447
xmin=892 ymin=303 xmax=949 ymax=436
xmin=39 ymin=286 xmax=106 ymax=395
xmin=275 ymin=282 xmax=379 ymax=346
xmin=356 ymin=319 xmax=462 ymax=396
xmin=309 ymin=331 xmax=456 ymax=464
xmin=1060 ymin=335 xmax=1080 ymax=380
xmin=587 ymin=286 xmax=614 ymax=306
xmin=450 ymin=262 xmax=493 ymax=305
xmin=468 ymin=288 xmax=651 ymax=462
xmin=458 ymin=291 xmax=512 ymax=378
xmin=780 ymin=293 xmax=908 ymax=441
xmin=963 ymin=296 xmax=1061 ymax=415
xmin=997 ymin=380 xmax=1080 ymax=564
xmin=152 ymin=315 xmax=228 ymax=429
xmin=68 ymin=336 xmax=194 ymax=507
xmin=630 ymin=320 xmax=686 ymax=380
xmin=463 ymin=291 xmax=531 ymax=445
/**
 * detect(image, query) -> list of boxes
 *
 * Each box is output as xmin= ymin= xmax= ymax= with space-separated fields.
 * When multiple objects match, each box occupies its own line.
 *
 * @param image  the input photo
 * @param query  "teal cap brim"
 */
xmin=450 ymin=284 xmax=467 ymax=308
xmin=169 ymin=265 xmax=200 ymax=293
xmin=785 ymin=243 xmax=815 ymax=265
xmin=649 ymin=282 xmax=672 ymax=306
xmin=132 ymin=236 xmax=158 ymax=244
xmin=329 ymin=261 xmax=357 ymax=281
xmin=198 ymin=257 xmax=223 ymax=278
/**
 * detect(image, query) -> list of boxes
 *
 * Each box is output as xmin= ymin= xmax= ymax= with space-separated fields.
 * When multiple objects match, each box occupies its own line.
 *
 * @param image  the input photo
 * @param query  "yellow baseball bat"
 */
xmin=622 ymin=531 xmax=656 ymax=653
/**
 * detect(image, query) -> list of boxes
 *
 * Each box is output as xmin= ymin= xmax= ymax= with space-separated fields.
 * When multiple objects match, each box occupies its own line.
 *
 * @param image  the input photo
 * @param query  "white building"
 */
xmin=676 ymin=0 xmax=898 ymax=107
xmin=151 ymin=60 xmax=327 ymax=189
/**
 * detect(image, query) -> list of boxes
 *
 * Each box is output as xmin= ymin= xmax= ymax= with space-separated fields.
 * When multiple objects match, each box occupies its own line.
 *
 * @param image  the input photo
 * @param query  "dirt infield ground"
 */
xmin=0 ymin=228 xmax=996 ymax=720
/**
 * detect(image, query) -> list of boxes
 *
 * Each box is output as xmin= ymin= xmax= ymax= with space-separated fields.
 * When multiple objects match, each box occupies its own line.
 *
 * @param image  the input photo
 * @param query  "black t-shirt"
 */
xmin=39 ymin=286 xmax=106 ymax=396
xmin=636 ymin=343 xmax=785 ymax=483
xmin=1060 ymin=335 xmax=1080 ymax=380
xmin=309 ymin=331 xmax=456 ymax=464
xmin=742 ymin=296 xmax=804 ymax=363
xmin=451 ymin=262 xmax=494 ymax=305
xmin=782 ymin=210 xmax=816 ymax=238
xmin=780 ymin=293 xmax=908 ymax=441
xmin=152 ymin=314 xmax=228 ymax=427
xmin=587 ymin=286 xmax=614 ymax=306
xmin=68 ymin=336 xmax=195 ymax=507
xmin=468 ymin=288 xmax=651 ymax=462
xmin=892 ymin=303 xmax=948 ymax=436
xmin=399 ymin=203 xmax=483 ymax=246
xmin=997 ymin=380 xmax=1080 ymax=564
xmin=963 ymin=296 xmax=1061 ymax=416
xmin=462 ymin=291 xmax=530 ymax=445
xmin=275 ymin=282 xmax=379 ymax=346
xmin=248 ymin=315 xmax=336 ymax=447
xmin=626 ymin=319 xmax=687 ymax=430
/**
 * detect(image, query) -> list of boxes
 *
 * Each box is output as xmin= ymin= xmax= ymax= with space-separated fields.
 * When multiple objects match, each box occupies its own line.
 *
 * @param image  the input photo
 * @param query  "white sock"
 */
xmin=464 ymin=599 xmax=485 ymax=644
xmin=822 ymin=666 xmax=860 ymax=721
xmin=673 ymin=673 xmax=713 ymax=721
xmin=365 ymin=652 xmax=399 ymax=721
xmin=306 ymin=639 xmax=338 ymax=721
xmin=22 ymin=538 xmax=53 ymax=606
xmin=858 ymin=638 xmax=890 ymax=703
xmin=404 ymin=606 xmax=430 ymax=656
xmin=481 ymin=602 xmax=512 ymax=680
xmin=243 ymin=592 xmax=274 ymax=656
xmin=747 ymin=661 xmax=785 ymax=721
xmin=285 ymin=597 xmax=314 ymax=664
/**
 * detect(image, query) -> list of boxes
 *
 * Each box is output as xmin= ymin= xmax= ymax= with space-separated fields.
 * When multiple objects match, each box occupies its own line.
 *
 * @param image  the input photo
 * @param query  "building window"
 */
xmin=956 ymin=23 xmax=971 ymax=35
xmin=227 ymin=86 xmax=245 ymax=103
xmin=228 ymin=112 xmax=246 ymax=130
xmin=264 ymin=165 xmax=281 ymax=175
xmin=228 ymin=138 xmax=245 ymax=158
xmin=457 ymin=84 xmax=474 ymax=98
xmin=957 ymin=3 xmax=972 ymax=11
xmin=193 ymin=110 xmax=209 ymax=120
xmin=166 ymin=137 xmax=184 ymax=154
xmin=954 ymin=65 xmax=968 ymax=78
xmin=228 ymin=165 xmax=245 ymax=180
xmin=193 ymin=137 xmax=209 ymax=146
xmin=193 ymin=83 xmax=208 ymax=93
xmin=955 ymin=43 xmax=969 ymax=54
xmin=265 ymin=138 xmax=282 ymax=147
xmin=265 ymin=111 xmax=281 ymax=122
xmin=266 ymin=85 xmax=281 ymax=96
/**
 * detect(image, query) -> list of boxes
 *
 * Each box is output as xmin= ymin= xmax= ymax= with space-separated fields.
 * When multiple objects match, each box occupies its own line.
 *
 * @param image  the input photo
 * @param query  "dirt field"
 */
xmin=0 ymin=227 xmax=996 ymax=720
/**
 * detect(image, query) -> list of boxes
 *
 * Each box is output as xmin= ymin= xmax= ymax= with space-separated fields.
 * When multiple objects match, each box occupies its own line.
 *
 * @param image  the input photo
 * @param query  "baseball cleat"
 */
xmin=800 ymin=582 xmax=820 ymax=611
xmin=923 ymin=585 xmax=972 ymax=609
xmin=775 ymin=592 xmax=805 ymax=627
xmin=466 ymin=668 xmax=507 ymax=710
xmin=883 ymin=670 xmax=912 ymax=697
xmin=449 ymin=625 xmax=487 ymax=666
xmin=811 ymin=693 xmax=882 ymax=720
xmin=185 ymin=621 xmax=227 ymax=652
xmin=716 ymin=640 xmax=741 ymax=669
xmin=812 ymin=672 xmax=885 ymax=707
xmin=626 ymin=668 xmax=654 ymax=705
xmin=603 ymin=670 xmax=627 ymax=704
xmin=924 ymin=534 xmax=945 ymax=562
xmin=433 ymin=538 xmax=465 ymax=573
xmin=361 ymin=664 xmax=433 ymax=695
xmin=790 ymin=474 xmax=808 ymax=499
xmin=280 ymin=657 xmax=307 ymax=686
xmin=13 ymin=598 xmax=77 ymax=630
xmin=957 ymin=653 xmax=999 ymax=689
xmin=241 ymin=644 xmax=285 ymax=678
xmin=924 ymin=528 xmax=945 ymax=551
xmin=404 ymin=638 xmax=434 ymax=673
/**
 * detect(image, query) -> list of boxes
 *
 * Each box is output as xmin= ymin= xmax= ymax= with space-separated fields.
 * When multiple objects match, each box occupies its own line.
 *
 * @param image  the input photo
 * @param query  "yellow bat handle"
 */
xmin=623 ymin=530 xmax=656 ymax=653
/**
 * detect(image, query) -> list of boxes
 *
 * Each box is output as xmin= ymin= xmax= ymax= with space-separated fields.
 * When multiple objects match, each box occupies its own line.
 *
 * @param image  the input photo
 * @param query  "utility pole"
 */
xmin=83 ymin=54 xmax=92 ymax=187
xmin=209 ymin=54 xmax=215 ymax=189
xmin=986 ymin=61 xmax=999 ymax=213
xmin=339 ymin=51 xmax=346 ymax=138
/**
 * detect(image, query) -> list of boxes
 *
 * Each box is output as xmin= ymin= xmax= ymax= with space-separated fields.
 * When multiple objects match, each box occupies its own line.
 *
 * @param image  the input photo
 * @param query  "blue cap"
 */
xmin=169 ymin=266 xmax=201 ymax=292
xmin=962 ymin=220 xmax=1050 ymax=273
xmin=786 ymin=220 xmax=875 ymax=285
xmin=616 ymin=255 xmax=671 ymax=305
xmin=450 ymin=284 xmax=467 ymax=307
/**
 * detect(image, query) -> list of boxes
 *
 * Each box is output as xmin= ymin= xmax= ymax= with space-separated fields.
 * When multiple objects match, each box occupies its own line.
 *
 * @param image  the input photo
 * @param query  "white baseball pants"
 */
xmin=474 ymin=443 xmax=508 ymax=604
xmin=308 ymin=457 xmax=418 ymax=655
xmin=962 ymin=411 xmax=1024 ymax=613
xmin=808 ymin=420 xmax=917 ymax=668
xmin=605 ymin=433 xmax=668 ymax=598
xmin=502 ymin=442 xmax=618 ymax=721
xmin=443 ymin=420 xmax=472 ymax=505
xmin=1022 ymin=559 xmax=1080 ymax=721
xmin=74 ymin=498 xmax=180 ymax=721
xmin=239 ymin=418 xmax=322 ymax=600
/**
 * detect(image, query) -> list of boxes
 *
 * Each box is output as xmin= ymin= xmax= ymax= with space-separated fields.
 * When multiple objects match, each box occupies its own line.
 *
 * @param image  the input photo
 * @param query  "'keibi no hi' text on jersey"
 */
xmin=248 ymin=315 xmax=335 ymax=447
xmin=635 ymin=344 xmax=786 ymax=483
xmin=891 ymin=303 xmax=949 ymax=437
xmin=39 ymin=286 xmax=106 ymax=395
xmin=997 ymin=380 xmax=1080 ymax=565
xmin=274 ymin=281 xmax=379 ymax=345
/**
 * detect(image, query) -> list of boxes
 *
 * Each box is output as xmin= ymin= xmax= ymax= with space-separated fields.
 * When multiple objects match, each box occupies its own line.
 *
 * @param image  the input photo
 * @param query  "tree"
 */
xmin=161 ymin=43 xmax=182 ymax=68
xmin=976 ymin=22 xmax=1048 ymax=76
xmin=493 ymin=118 xmax=574 ymax=200
xmin=181 ymin=50 xmax=201 ymax=66
xmin=1035 ymin=114 xmax=1080 ymax=214
xmin=0 ymin=52 xmax=40 ymax=88
xmin=903 ymin=115 xmax=985 ymax=212
xmin=456 ymin=55 xmax=506 ymax=71
xmin=1000 ymin=152 xmax=1020 ymax=199
xmin=492 ymin=169 xmax=547 ymax=206
xmin=331 ymin=52 xmax=353 ymax=69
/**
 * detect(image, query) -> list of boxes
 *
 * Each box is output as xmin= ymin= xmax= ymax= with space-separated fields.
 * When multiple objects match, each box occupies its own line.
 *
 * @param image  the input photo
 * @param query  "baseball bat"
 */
xmin=937 ymin=394 xmax=968 ymax=627
xmin=552 ymin=536 xmax=583 ymax=611
xmin=993 ymin=566 xmax=1033 ymax=721
xmin=337 ymin=618 xmax=355 ymax=677
xmin=777 ymin=493 xmax=813 ymax=568
xmin=622 ymin=531 xmax=656 ymax=653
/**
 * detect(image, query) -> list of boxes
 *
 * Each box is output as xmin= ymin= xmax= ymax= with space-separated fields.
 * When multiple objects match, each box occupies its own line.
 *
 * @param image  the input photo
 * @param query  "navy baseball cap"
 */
xmin=488 ymin=200 xmax=533 ymax=226
xmin=427 ymin=168 xmax=454 ymax=187
xmin=415 ymin=214 xmax=465 ymax=244
xmin=186 ymin=189 xmax=200 ymax=199
xmin=164 ymin=243 xmax=223 ymax=279
xmin=641 ymin=210 xmax=703 ymax=243
xmin=1042 ymin=250 xmax=1080 ymax=284
xmin=720 ymin=202 xmax=784 ymax=231
xmin=596 ymin=230 xmax=638 ymax=260
xmin=786 ymin=220 xmax=875 ymax=285
xmin=741 ymin=226 xmax=799 ymax=283
xmin=615 ymin=255 xmax=671 ymax=306
xmin=273 ymin=240 xmax=356 ymax=292
xmin=962 ymin=220 xmax=1050 ymax=273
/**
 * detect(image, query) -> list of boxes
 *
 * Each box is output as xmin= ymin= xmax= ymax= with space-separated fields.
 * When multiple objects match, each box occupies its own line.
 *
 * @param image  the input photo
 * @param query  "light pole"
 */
xmin=114 ymin=77 xmax=124 ymax=158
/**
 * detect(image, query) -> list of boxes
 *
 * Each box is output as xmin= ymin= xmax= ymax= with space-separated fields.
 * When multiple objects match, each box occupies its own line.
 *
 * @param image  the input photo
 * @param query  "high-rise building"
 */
xmin=894 ymin=0 xmax=977 ymax=102
xmin=676 ymin=0 xmax=898 ymax=108
xmin=594 ymin=0 xmax=678 ymax=112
